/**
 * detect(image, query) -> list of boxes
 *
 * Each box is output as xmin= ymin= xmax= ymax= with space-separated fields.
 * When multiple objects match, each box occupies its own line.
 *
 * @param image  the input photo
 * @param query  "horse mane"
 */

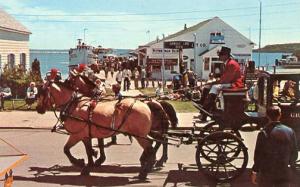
xmin=80 ymin=75 xmax=97 ymax=88
xmin=57 ymin=81 xmax=74 ymax=90
xmin=146 ymin=101 xmax=170 ymax=133
xmin=159 ymin=101 xmax=178 ymax=128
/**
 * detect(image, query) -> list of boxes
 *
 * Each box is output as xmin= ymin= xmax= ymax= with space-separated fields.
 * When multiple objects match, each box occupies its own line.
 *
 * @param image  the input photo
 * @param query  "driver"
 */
xmin=200 ymin=46 xmax=244 ymax=121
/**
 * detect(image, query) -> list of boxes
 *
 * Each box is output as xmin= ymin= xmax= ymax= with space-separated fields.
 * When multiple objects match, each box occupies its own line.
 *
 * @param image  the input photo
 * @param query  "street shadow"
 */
xmin=14 ymin=175 xmax=132 ymax=186
xmin=163 ymin=168 xmax=300 ymax=187
xmin=13 ymin=164 xmax=148 ymax=186
xmin=28 ymin=164 xmax=141 ymax=176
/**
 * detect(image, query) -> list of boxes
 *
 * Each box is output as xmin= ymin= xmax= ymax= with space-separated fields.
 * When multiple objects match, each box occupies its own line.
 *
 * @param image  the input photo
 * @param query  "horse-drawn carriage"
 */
xmin=189 ymin=65 xmax=300 ymax=181
xmin=36 ymin=65 xmax=299 ymax=182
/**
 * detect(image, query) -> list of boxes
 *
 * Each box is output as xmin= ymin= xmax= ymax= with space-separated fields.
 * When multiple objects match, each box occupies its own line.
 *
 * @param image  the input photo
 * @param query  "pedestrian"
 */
xmin=140 ymin=66 xmax=146 ymax=89
xmin=0 ymin=83 xmax=12 ymax=111
xmin=25 ymin=82 xmax=38 ymax=110
xmin=104 ymin=66 xmax=109 ymax=79
xmin=187 ymin=69 xmax=196 ymax=88
xmin=146 ymin=65 xmax=154 ymax=88
xmin=155 ymin=82 xmax=163 ymax=97
xmin=110 ymin=63 xmax=115 ymax=78
xmin=251 ymin=106 xmax=298 ymax=187
xmin=122 ymin=68 xmax=131 ymax=91
xmin=115 ymin=69 xmax=123 ymax=85
xmin=133 ymin=67 xmax=139 ymax=89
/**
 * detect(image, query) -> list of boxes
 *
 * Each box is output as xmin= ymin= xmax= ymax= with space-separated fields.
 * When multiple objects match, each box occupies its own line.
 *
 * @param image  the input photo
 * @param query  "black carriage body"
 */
xmin=215 ymin=88 xmax=250 ymax=130
xmin=255 ymin=66 xmax=300 ymax=147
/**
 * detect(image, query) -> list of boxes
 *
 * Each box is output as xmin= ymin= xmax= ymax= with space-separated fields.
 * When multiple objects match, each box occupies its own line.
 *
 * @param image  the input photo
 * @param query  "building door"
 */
xmin=20 ymin=53 xmax=26 ymax=70
xmin=190 ymin=59 xmax=195 ymax=71
xmin=7 ymin=54 xmax=15 ymax=69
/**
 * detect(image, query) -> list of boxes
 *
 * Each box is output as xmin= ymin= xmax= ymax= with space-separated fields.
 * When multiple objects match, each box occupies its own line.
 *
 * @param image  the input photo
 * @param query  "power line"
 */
xmin=11 ymin=1 xmax=300 ymax=17
xmin=17 ymin=8 xmax=300 ymax=23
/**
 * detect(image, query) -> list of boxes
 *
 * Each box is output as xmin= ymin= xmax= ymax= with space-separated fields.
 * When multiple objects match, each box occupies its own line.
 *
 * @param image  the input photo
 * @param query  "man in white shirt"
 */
xmin=115 ymin=69 xmax=123 ymax=85
xmin=0 ymin=83 xmax=12 ymax=110
xmin=122 ymin=68 xmax=131 ymax=91
xmin=25 ymin=82 xmax=38 ymax=110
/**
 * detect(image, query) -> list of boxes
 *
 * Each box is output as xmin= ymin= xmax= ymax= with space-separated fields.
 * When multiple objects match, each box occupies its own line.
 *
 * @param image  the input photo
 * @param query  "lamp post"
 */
xmin=83 ymin=28 xmax=88 ymax=43
xmin=162 ymin=34 xmax=165 ymax=91
xmin=193 ymin=33 xmax=197 ymax=76
xmin=258 ymin=0 xmax=262 ymax=67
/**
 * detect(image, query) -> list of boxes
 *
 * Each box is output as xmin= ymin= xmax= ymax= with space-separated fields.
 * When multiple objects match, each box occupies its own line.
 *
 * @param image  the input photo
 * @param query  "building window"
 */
xmin=204 ymin=57 xmax=210 ymax=71
xmin=210 ymin=32 xmax=225 ymax=44
xmin=20 ymin=53 xmax=26 ymax=69
xmin=7 ymin=54 xmax=15 ymax=69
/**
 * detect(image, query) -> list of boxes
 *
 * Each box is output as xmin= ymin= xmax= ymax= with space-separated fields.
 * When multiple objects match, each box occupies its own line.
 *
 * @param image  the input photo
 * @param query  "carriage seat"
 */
xmin=222 ymin=87 xmax=248 ymax=94
xmin=221 ymin=88 xmax=248 ymax=114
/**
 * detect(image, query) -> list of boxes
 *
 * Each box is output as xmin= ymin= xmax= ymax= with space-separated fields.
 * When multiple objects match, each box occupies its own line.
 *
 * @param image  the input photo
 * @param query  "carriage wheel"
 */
xmin=199 ymin=121 xmax=241 ymax=138
xmin=199 ymin=121 xmax=242 ymax=163
xmin=196 ymin=131 xmax=248 ymax=182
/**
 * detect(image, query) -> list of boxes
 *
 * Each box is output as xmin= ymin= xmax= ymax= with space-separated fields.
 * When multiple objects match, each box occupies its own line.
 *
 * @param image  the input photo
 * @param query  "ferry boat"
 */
xmin=68 ymin=39 xmax=113 ymax=70
xmin=68 ymin=39 xmax=98 ymax=70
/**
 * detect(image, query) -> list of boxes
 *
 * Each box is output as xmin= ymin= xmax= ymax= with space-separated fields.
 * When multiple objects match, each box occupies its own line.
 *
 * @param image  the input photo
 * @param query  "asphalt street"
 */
xmin=1 ymin=128 xmax=259 ymax=187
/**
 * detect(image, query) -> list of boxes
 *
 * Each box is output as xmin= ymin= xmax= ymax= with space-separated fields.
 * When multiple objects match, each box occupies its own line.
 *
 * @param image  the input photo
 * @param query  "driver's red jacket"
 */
xmin=220 ymin=58 xmax=244 ymax=88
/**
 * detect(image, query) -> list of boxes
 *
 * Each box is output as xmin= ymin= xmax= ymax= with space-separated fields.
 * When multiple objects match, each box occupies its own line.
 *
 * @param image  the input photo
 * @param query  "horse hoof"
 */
xmin=154 ymin=160 xmax=164 ymax=168
xmin=94 ymin=157 xmax=106 ymax=166
xmin=81 ymin=167 xmax=90 ymax=176
xmin=138 ymin=172 xmax=147 ymax=181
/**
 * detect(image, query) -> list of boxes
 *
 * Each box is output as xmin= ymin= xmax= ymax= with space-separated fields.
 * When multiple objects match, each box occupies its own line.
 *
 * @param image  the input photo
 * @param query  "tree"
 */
xmin=0 ymin=59 xmax=43 ymax=98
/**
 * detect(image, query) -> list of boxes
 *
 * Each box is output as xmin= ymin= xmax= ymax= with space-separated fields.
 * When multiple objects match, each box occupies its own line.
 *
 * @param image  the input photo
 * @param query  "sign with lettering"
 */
xmin=147 ymin=58 xmax=178 ymax=66
xmin=164 ymin=41 xmax=194 ymax=49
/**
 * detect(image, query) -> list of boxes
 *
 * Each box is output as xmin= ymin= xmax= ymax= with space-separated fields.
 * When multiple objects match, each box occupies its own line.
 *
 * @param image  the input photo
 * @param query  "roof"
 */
xmin=198 ymin=45 xmax=220 ymax=56
xmin=0 ymin=8 xmax=31 ymax=34
xmin=144 ymin=18 xmax=213 ymax=46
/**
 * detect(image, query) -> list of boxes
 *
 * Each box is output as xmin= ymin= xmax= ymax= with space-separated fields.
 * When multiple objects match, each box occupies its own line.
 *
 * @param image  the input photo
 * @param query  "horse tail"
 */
xmin=146 ymin=101 xmax=170 ymax=133
xmin=159 ymin=101 xmax=178 ymax=128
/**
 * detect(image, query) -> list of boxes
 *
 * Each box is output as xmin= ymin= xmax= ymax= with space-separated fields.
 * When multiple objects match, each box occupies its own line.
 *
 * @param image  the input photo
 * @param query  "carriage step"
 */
xmin=177 ymin=163 xmax=198 ymax=171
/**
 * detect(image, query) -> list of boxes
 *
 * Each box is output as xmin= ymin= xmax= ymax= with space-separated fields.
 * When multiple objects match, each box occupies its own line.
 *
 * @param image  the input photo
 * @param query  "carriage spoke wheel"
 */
xmin=196 ymin=131 xmax=248 ymax=182
xmin=199 ymin=121 xmax=242 ymax=163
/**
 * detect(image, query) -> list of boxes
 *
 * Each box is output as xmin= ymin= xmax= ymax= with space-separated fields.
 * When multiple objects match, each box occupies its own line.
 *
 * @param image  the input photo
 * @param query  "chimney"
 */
xmin=184 ymin=24 xmax=187 ymax=30
xmin=156 ymin=36 xmax=159 ymax=42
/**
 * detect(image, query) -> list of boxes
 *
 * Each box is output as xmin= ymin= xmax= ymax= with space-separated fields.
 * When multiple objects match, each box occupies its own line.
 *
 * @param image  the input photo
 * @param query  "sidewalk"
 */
xmin=0 ymin=111 xmax=198 ymax=129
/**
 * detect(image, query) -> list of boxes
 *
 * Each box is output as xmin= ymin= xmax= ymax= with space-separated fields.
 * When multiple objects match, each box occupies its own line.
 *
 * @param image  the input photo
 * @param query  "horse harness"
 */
xmin=58 ymin=93 xmax=136 ymax=138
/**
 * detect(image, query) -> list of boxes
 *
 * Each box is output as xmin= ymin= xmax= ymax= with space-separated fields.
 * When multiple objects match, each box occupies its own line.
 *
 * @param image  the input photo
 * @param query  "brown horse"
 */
xmin=36 ymin=80 xmax=159 ymax=179
xmin=66 ymin=71 xmax=178 ymax=167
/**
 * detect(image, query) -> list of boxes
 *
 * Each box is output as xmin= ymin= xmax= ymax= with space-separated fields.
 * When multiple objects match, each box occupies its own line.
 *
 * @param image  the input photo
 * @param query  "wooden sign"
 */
xmin=164 ymin=41 xmax=194 ymax=49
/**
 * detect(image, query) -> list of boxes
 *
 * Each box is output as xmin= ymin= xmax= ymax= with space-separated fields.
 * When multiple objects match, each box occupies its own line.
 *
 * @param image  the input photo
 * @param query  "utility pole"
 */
xmin=162 ymin=34 xmax=165 ymax=91
xmin=258 ymin=0 xmax=262 ymax=67
xmin=193 ymin=33 xmax=197 ymax=77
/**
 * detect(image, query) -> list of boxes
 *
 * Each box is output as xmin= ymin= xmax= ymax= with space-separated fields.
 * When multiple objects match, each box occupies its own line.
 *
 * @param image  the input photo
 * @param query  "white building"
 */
xmin=0 ymin=8 xmax=31 ymax=74
xmin=137 ymin=17 xmax=254 ymax=80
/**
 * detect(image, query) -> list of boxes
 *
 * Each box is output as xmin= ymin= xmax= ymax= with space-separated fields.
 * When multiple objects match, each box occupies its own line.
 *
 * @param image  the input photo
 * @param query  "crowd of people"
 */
xmin=0 ymin=81 xmax=38 ymax=111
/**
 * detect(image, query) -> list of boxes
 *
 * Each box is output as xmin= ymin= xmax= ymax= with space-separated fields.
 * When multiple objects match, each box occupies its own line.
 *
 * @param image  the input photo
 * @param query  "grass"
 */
xmin=2 ymin=88 xmax=198 ymax=113
xmin=138 ymin=87 xmax=198 ymax=113
xmin=3 ymin=99 xmax=37 ymax=111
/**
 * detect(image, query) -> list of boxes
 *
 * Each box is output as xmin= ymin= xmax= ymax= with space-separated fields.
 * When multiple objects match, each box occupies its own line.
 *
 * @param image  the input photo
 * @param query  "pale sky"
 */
xmin=0 ymin=0 xmax=299 ymax=49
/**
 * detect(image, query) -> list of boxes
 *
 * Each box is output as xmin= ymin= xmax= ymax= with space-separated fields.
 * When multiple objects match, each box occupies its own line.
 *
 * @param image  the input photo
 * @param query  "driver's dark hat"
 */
xmin=218 ymin=46 xmax=231 ymax=56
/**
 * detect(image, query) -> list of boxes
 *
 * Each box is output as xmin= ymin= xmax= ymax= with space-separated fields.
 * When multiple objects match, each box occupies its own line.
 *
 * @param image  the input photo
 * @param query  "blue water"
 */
xmin=30 ymin=50 xmax=292 ymax=79
xmin=30 ymin=49 xmax=131 ymax=79
xmin=252 ymin=52 xmax=292 ymax=67
xmin=30 ymin=50 xmax=69 ymax=79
